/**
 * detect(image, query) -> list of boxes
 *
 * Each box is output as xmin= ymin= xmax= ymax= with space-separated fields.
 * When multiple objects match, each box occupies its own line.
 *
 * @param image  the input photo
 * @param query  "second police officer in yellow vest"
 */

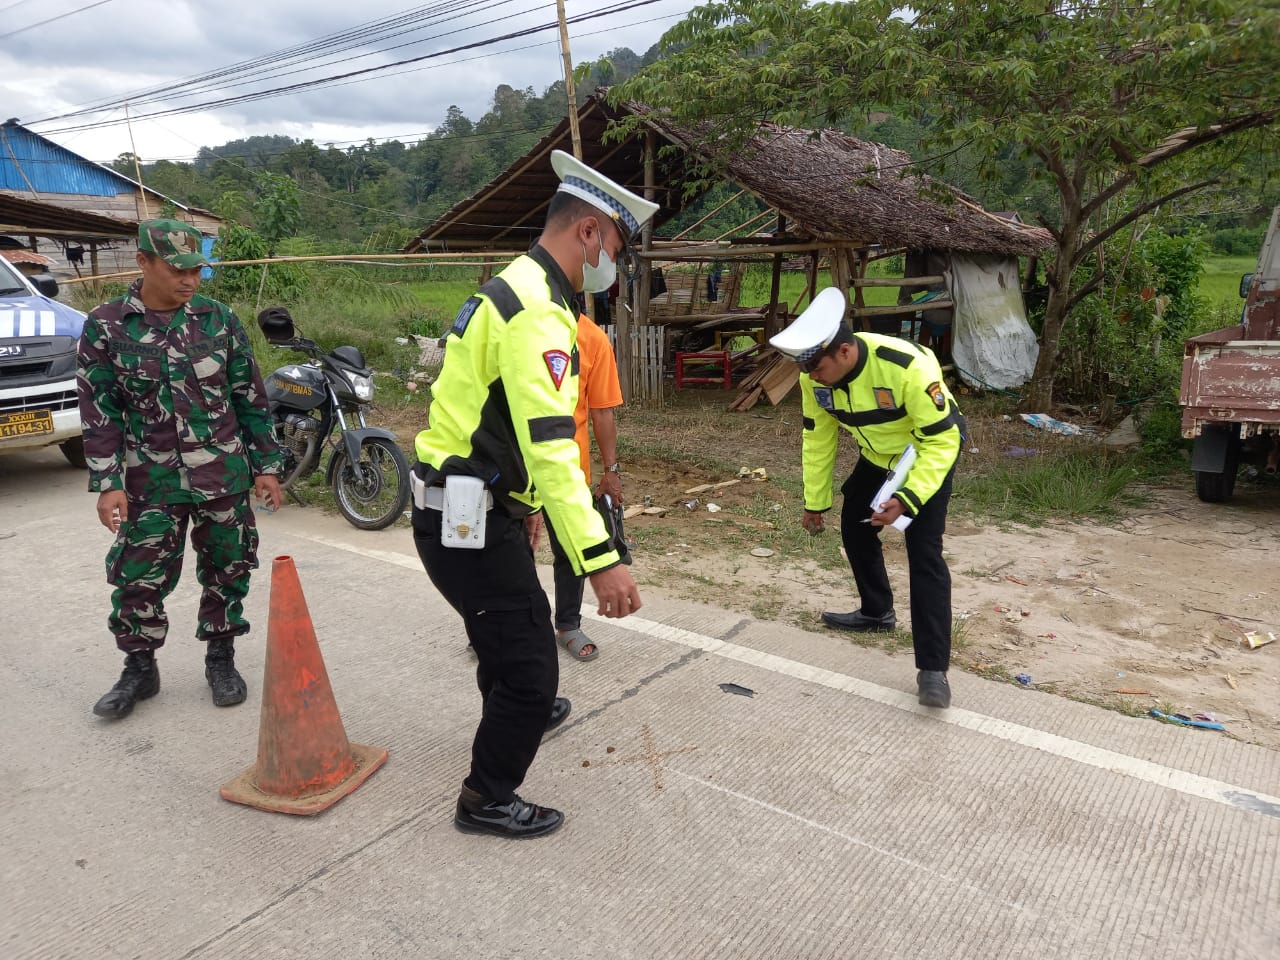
xmin=770 ymin=287 xmax=965 ymax=709
xmin=412 ymin=150 xmax=657 ymax=839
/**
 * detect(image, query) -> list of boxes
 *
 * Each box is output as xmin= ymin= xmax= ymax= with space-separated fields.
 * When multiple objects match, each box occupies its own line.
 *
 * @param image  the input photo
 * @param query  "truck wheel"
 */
xmin=1193 ymin=431 xmax=1240 ymax=503
xmin=59 ymin=436 xmax=88 ymax=469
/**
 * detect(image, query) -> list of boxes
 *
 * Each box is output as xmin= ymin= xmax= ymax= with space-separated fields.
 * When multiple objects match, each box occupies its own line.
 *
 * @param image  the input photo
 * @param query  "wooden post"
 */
xmin=829 ymin=246 xmax=850 ymax=326
xmin=850 ymin=250 xmax=868 ymax=331
xmin=765 ymin=215 xmax=785 ymax=338
xmin=479 ymin=256 xmax=494 ymax=285
xmin=629 ymin=131 xmax=657 ymax=403
xmin=89 ymin=241 xmax=101 ymax=302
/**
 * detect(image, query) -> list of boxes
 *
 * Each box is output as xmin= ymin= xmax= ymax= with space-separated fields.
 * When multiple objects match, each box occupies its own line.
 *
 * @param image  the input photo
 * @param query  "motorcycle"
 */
xmin=256 ymin=307 xmax=411 ymax=530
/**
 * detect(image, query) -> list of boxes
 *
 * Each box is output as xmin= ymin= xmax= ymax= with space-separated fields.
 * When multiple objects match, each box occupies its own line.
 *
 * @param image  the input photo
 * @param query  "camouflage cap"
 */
xmin=138 ymin=218 xmax=209 ymax=269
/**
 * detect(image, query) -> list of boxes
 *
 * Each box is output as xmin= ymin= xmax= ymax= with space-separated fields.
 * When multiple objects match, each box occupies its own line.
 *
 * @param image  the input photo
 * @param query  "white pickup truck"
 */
xmin=0 ymin=255 xmax=88 ymax=467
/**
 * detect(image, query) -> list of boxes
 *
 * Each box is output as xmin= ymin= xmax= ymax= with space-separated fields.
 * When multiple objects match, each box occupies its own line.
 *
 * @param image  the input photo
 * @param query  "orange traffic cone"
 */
xmin=220 ymin=555 xmax=387 ymax=815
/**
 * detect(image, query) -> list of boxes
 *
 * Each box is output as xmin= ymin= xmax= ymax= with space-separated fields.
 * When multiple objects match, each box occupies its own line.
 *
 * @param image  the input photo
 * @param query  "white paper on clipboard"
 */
xmin=870 ymin=444 xmax=916 ymax=531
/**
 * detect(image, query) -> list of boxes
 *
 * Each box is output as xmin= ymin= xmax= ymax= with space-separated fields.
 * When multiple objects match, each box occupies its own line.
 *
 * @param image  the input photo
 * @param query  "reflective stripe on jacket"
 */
xmin=800 ymin=333 xmax=964 ymax=516
xmin=414 ymin=245 xmax=619 ymax=576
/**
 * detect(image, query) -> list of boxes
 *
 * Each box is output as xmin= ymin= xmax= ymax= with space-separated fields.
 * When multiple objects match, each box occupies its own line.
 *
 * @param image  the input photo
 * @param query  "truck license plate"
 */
xmin=0 ymin=409 xmax=54 ymax=440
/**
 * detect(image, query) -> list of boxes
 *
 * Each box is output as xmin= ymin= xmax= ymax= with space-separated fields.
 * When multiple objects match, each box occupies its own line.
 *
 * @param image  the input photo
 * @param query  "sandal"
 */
xmin=557 ymin=628 xmax=599 ymax=662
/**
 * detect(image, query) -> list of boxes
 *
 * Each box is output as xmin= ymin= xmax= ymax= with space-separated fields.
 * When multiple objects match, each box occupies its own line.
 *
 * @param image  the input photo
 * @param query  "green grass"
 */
xmin=1198 ymin=255 xmax=1254 ymax=312
xmin=953 ymin=451 xmax=1143 ymax=525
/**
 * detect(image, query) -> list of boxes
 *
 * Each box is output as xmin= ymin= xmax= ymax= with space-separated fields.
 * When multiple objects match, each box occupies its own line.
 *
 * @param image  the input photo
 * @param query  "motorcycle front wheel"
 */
xmin=330 ymin=436 xmax=412 ymax=530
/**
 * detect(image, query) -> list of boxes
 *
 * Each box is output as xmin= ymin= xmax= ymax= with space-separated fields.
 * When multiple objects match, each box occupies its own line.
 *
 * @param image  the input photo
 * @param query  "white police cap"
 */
xmin=769 ymin=287 xmax=850 ymax=364
xmin=551 ymin=149 xmax=659 ymax=240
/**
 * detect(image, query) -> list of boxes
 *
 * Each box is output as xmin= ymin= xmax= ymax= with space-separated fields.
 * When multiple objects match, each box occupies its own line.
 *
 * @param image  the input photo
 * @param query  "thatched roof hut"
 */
xmin=630 ymin=106 xmax=1052 ymax=257
xmin=404 ymin=93 xmax=1052 ymax=403
xmin=405 ymin=94 xmax=1051 ymax=258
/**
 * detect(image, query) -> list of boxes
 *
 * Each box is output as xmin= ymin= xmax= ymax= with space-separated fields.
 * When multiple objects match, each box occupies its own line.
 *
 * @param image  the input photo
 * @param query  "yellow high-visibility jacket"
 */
xmin=415 ymin=246 xmax=619 ymax=575
xmin=801 ymin=333 xmax=964 ymax=517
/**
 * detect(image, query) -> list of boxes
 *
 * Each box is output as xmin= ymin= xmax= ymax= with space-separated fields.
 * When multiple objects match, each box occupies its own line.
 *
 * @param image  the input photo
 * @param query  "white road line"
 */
xmin=281 ymin=528 xmax=1280 ymax=820
xmin=672 ymin=769 xmax=1034 ymax=913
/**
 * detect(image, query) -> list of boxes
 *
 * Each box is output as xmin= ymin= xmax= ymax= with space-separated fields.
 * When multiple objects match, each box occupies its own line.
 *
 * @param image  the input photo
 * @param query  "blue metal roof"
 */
xmin=0 ymin=121 xmax=139 ymax=198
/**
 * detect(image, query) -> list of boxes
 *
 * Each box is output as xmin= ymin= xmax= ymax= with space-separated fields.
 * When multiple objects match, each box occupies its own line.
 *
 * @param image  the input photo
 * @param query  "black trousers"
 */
xmin=544 ymin=512 xmax=585 ymax=632
xmin=839 ymin=456 xmax=956 ymax=672
xmin=412 ymin=505 xmax=558 ymax=803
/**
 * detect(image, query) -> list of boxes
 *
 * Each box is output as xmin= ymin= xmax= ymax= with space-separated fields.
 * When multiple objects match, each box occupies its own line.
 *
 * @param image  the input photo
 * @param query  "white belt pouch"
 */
xmin=440 ymin=474 xmax=487 ymax=549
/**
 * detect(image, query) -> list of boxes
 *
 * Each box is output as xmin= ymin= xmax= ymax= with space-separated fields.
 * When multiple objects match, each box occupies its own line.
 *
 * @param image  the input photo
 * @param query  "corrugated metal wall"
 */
xmin=0 ymin=122 xmax=135 ymax=197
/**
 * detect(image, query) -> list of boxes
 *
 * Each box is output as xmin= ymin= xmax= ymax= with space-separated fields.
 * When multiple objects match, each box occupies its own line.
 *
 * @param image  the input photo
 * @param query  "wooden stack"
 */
xmin=728 ymin=348 xmax=800 ymax=412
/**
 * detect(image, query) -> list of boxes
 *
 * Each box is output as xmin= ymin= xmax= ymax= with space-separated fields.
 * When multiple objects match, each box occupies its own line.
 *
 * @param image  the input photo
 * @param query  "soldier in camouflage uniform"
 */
xmin=76 ymin=218 xmax=284 ymax=720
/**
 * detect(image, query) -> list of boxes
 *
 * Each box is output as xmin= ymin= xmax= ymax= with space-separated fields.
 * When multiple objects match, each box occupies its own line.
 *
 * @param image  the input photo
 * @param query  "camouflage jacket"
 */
xmin=76 ymin=281 xmax=283 ymax=503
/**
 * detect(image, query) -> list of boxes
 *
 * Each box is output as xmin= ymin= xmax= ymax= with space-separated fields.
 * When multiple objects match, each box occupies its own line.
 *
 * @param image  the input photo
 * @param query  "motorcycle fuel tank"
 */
xmin=266 ymin=364 xmax=327 ymax=410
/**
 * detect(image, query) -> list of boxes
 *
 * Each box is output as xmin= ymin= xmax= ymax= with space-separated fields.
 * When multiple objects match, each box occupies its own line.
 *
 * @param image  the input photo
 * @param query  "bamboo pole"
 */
xmin=637 ymin=239 xmax=869 ymax=260
xmin=671 ymin=189 xmax=748 ymax=241
xmin=125 ymin=103 xmax=150 ymax=220
xmin=850 ymin=300 xmax=954 ymax=317
xmin=57 ymin=250 xmax=531 ymax=284
xmin=555 ymin=0 xmax=583 ymax=162
xmin=852 ymin=275 xmax=946 ymax=287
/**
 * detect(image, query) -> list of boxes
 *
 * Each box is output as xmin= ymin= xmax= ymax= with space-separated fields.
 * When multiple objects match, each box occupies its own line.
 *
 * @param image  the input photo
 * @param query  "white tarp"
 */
xmin=949 ymin=253 xmax=1038 ymax=390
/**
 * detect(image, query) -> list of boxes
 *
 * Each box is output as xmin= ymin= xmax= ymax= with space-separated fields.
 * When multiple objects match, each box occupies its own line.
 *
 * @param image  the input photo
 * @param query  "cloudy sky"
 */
xmin=0 ymin=0 xmax=700 ymax=165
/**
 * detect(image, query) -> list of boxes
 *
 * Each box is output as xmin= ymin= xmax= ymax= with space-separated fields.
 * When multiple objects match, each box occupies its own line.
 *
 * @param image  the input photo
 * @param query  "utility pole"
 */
xmin=555 ymin=0 xmax=584 ymax=161
xmin=556 ymin=0 xmax=591 ymax=320
xmin=125 ymin=102 xmax=150 ymax=219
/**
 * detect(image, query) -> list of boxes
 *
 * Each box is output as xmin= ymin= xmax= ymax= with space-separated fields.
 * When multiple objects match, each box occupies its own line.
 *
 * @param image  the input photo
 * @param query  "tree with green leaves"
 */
xmin=616 ymin=0 xmax=1280 ymax=408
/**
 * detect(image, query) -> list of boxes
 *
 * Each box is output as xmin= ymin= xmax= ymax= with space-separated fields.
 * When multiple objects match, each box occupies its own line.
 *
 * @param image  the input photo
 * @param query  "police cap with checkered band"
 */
xmin=550 ymin=149 xmax=659 ymax=243
xmin=769 ymin=287 xmax=853 ymax=367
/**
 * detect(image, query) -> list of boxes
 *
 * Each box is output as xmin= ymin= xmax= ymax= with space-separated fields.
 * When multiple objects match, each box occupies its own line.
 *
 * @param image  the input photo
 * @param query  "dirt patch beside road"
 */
xmin=379 ymin=395 xmax=1280 ymax=749
xmin=601 ymin=459 xmax=1280 ymax=750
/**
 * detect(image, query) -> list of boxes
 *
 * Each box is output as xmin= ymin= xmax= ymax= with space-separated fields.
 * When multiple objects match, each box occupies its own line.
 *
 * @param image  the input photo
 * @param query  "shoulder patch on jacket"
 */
xmin=543 ymin=349 xmax=571 ymax=390
xmin=813 ymin=387 xmax=834 ymax=411
xmin=926 ymin=381 xmax=946 ymax=410
xmin=450 ymin=297 xmax=481 ymax=337
xmin=477 ymin=276 xmax=523 ymax=322
xmin=875 ymin=344 xmax=915 ymax=368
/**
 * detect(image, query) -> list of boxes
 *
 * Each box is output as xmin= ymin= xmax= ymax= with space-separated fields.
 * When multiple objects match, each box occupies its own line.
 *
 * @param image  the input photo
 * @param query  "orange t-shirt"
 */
xmin=574 ymin=314 xmax=623 ymax=484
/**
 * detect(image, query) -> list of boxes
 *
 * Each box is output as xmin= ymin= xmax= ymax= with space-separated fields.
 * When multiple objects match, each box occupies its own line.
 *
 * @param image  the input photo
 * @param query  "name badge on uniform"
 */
xmin=873 ymin=387 xmax=896 ymax=410
xmin=451 ymin=297 xmax=481 ymax=337
xmin=813 ymin=387 xmax=834 ymax=411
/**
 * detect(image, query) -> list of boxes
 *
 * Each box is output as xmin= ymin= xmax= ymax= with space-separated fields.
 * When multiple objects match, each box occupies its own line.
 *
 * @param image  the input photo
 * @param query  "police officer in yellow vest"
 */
xmin=412 ymin=150 xmax=658 ymax=838
xmin=770 ymin=287 xmax=965 ymax=708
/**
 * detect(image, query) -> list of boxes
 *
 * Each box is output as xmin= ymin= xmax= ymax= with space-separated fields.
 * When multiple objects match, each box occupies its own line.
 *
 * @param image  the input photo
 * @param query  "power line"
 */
xmin=31 ymin=0 xmax=665 ymax=134
xmin=40 ymin=0 xmax=527 ymax=120
xmin=122 ymin=0 xmax=536 ymax=108
xmin=0 ymin=0 xmax=114 ymax=41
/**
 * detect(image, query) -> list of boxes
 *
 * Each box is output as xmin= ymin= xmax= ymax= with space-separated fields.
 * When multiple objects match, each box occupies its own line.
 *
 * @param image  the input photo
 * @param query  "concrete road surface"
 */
xmin=2 ymin=447 xmax=1278 ymax=959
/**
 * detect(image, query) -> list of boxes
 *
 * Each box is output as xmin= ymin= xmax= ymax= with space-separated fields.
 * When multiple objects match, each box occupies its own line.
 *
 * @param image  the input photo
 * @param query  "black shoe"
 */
xmin=93 ymin=651 xmax=160 ymax=719
xmin=205 ymin=638 xmax=247 ymax=707
xmin=822 ymin=609 xmax=896 ymax=632
xmin=454 ymin=787 xmax=564 ymax=838
xmin=545 ymin=697 xmax=571 ymax=734
xmin=917 ymin=670 xmax=951 ymax=708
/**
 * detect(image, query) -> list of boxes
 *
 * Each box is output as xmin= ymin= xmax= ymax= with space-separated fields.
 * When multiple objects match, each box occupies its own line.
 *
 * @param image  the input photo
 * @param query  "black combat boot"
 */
xmin=92 ymin=651 xmax=160 ymax=719
xmin=205 ymin=638 xmax=248 ymax=707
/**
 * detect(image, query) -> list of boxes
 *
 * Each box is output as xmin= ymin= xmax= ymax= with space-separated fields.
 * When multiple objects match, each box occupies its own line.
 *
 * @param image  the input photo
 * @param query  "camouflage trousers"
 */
xmin=105 ymin=493 xmax=260 ymax=653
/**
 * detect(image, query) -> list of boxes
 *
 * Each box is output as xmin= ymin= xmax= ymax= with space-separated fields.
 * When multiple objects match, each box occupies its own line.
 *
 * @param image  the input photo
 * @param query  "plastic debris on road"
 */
xmin=719 ymin=682 xmax=755 ymax=697
xmin=1149 ymin=709 xmax=1225 ymax=731
xmin=1015 ymin=673 xmax=1033 ymax=685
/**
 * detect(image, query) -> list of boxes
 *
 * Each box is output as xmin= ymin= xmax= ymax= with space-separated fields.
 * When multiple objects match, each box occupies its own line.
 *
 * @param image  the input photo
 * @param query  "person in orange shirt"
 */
xmin=544 ymin=312 xmax=624 ymax=661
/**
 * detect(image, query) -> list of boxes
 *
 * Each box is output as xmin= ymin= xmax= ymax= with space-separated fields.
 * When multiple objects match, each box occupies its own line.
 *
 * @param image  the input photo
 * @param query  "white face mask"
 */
xmin=581 ymin=230 xmax=617 ymax=294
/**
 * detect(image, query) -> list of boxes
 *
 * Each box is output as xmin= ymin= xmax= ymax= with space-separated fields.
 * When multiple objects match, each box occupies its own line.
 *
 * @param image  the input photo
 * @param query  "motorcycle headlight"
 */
xmin=346 ymin=372 xmax=374 ymax=401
